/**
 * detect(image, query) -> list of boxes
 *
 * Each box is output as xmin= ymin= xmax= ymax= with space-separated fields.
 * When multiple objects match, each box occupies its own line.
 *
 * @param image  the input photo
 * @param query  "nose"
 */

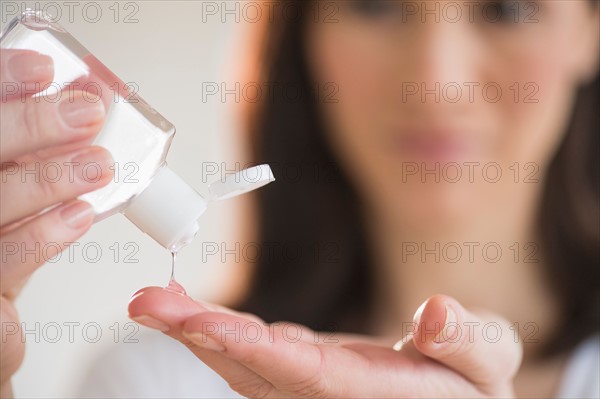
xmin=398 ymin=7 xmax=485 ymax=113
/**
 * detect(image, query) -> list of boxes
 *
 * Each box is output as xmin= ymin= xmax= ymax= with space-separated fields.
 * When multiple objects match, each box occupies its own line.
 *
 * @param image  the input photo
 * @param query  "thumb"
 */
xmin=404 ymin=294 xmax=523 ymax=397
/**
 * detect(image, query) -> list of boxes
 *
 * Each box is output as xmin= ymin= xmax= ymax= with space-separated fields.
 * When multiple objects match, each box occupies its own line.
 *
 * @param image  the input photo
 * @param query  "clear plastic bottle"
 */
xmin=0 ymin=10 xmax=274 ymax=251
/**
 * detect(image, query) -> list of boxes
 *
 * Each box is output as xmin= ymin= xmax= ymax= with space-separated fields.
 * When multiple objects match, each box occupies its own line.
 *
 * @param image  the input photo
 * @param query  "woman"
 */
xmin=1 ymin=1 xmax=598 ymax=397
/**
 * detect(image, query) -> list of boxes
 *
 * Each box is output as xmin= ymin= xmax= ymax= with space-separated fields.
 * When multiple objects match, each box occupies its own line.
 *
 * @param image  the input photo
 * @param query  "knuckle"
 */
xmin=33 ymin=170 xmax=61 ymax=201
xmin=237 ymin=348 xmax=263 ymax=367
xmin=23 ymin=99 xmax=45 ymax=143
xmin=498 ymin=339 xmax=523 ymax=379
xmin=23 ymin=218 xmax=50 ymax=248
xmin=445 ymin=328 xmax=476 ymax=359
xmin=279 ymin=346 xmax=329 ymax=398
xmin=282 ymin=374 xmax=328 ymax=398
xmin=229 ymin=378 xmax=273 ymax=398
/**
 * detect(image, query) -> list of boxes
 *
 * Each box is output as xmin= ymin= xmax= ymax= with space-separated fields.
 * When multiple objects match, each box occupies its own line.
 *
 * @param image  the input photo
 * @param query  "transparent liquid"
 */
xmin=165 ymin=251 xmax=186 ymax=295
xmin=1 ymin=11 xmax=176 ymax=220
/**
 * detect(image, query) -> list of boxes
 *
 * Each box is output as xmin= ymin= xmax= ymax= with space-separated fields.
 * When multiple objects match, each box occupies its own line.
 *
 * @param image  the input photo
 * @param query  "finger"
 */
xmin=182 ymin=312 xmax=428 ymax=397
xmin=128 ymin=286 xmax=214 ymax=331
xmin=128 ymin=288 xmax=273 ymax=397
xmin=129 ymin=286 xmax=265 ymax=324
xmin=131 ymin=287 xmax=325 ymax=345
xmin=76 ymin=53 xmax=129 ymax=112
xmin=0 ymin=90 xmax=105 ymax=163
xmin=0 ymin=200 xmax=94 ymax=298
xmin=0 ymin=49 xmax=54 ymax=101
xmin=181 ymin=311 xmax=344 ymax=396
xmin=409 ymin=295 xmax=523 ymax=396
xmin=191 ymin=314 xmax=486 ymax=399
xmin=0 ymin=214 xmax=37 ymax=236
xmin=128 ymin=288 xmax=353 ymax=397
xmin=0 ymin=146 xmax=113 ymax=227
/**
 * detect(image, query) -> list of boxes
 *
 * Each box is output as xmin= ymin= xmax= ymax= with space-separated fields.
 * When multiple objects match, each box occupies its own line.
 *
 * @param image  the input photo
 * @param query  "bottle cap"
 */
xmin=209 ymin=164 xmax=275 ymax=200
xmin=123 ymin=166 xmax=207 ymax=251
xmin=123 ymin=164 xmax=275 ymax=251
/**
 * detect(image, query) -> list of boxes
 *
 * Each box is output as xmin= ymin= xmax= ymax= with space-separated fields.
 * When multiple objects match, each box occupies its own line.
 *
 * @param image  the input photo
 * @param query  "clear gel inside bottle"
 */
xmin=1 ymin=11 xmax=275 ymax=253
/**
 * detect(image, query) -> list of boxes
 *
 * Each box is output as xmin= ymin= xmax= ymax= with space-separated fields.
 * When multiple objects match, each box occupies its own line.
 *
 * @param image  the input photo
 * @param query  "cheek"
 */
xmin=496 ymin=24 xmax=583 ymax=171
xmin=504 ymin=71 xmax=576 ymax=174
xmin=496 ymin=2 xmax=593 ymax=167
xmin=310 ymin=28 xmax=390 ymax=137
xmin=305 ymin=25 xmax=398 ymax=198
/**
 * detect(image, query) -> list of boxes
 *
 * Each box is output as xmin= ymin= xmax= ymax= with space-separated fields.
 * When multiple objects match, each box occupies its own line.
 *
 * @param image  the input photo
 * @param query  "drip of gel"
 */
xmin=164 ymin=252 xmax=187 ymax=295
xmin=160 ymin=165 xmax=275 ymax=296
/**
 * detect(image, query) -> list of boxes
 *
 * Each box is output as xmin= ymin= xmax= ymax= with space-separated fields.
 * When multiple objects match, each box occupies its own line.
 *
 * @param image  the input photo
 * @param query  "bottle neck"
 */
xmin=123 ymin=166 xmax=207 ymax=251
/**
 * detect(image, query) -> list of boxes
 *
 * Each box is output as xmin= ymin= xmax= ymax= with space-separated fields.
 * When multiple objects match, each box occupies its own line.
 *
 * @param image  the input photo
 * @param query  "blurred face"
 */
xmin=305 ymin=1 xmax=599 ymax=231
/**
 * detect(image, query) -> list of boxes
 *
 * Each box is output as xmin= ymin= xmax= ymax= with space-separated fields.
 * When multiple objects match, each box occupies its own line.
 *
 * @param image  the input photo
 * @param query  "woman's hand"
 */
xmin=0 ymin=49 xmax=112 ymax=396
xmin=129 ymin=290 xmax=523 ymax=398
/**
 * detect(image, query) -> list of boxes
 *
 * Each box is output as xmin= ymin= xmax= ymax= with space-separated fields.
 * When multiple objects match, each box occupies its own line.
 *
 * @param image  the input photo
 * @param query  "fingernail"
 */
xmin=433 ymin=304 xmax=458 ymax=344
xmin=8 ymin=52 xmax=54 ymax=82
xmin=393 ymin=303 xmax=426 ymax=352
xmin=413 ymin=299 xmax=428 ymax=325
xmin=392 ymin=333 xmax=414 ymax=352
xmin=71 ymin=147 xmax=113 ymax=184
xmin=131 ymin=315 xmax=170 ymax=332
xmin=183 ymin=331 xmax=225 ymax=352
xmin=60 ymin=201 xmax=94 ymax=229
xmin=59 ymin=95 xmax=105 ymax=128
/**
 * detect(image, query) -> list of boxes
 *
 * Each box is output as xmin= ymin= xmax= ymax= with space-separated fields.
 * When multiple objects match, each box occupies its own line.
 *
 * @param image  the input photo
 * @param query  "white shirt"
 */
xmin=554 ymin=334 xmax=600 ymax=398
xmin=76 ymin=331 xmax=599 ymax=398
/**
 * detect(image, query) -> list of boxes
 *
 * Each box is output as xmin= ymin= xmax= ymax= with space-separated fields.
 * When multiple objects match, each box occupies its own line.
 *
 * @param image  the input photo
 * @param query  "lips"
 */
xmin=389 ymin=129 xmax=478 ymax=163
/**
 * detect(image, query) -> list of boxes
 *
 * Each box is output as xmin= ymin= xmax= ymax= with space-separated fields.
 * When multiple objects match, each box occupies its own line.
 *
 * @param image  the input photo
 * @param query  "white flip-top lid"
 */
xmin=123 ymin=164 xmax=274 ymax=251
xmin=208 ymin=164 xmax=275 ymax=200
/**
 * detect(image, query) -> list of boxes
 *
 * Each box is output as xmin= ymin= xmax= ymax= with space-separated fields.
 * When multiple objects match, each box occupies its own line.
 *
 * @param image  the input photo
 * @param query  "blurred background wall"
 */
xmin=1 ymin=1 xmax=251 ymax=396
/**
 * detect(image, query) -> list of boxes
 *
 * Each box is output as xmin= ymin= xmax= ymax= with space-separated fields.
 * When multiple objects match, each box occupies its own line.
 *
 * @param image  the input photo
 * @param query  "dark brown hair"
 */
xmin=237 ymin=0 xmax=599 ymax=359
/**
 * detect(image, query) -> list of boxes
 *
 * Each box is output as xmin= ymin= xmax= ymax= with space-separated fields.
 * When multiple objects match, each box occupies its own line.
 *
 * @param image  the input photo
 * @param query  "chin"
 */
xmin=385 ymin=183 xmax=479 ymax=233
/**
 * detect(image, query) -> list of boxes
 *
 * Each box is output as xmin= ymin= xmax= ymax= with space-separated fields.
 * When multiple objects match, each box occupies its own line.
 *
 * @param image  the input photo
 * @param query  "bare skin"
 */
xmin=1 ymin=1 xmax=598 ymax=397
